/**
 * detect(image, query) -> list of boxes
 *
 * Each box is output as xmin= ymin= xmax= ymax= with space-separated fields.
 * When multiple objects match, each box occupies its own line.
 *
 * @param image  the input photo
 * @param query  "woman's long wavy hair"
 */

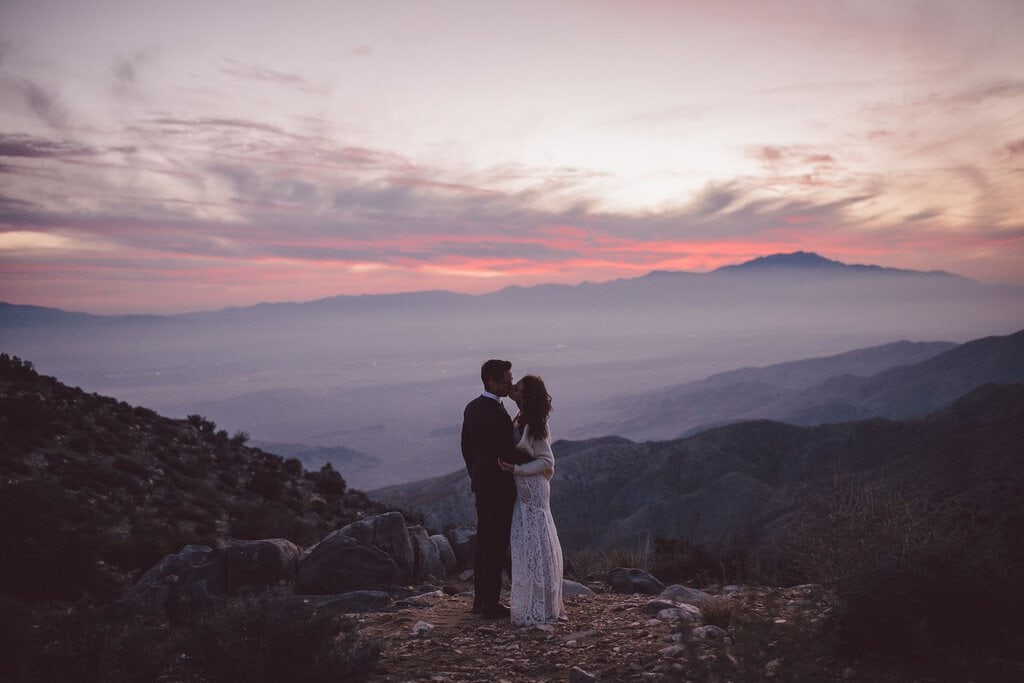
xmin=516 ymin=374 xmax=552 ymax=441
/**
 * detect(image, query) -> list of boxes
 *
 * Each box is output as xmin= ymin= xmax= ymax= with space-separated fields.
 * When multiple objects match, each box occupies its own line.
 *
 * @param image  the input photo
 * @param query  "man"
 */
xmin=461 ymin=359 xmax=531 ymax=618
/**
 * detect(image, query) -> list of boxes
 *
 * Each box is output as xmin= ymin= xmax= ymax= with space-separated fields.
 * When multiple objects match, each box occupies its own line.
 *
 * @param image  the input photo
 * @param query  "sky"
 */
xmin=1 ymin=0 xmax=1022 ymax=314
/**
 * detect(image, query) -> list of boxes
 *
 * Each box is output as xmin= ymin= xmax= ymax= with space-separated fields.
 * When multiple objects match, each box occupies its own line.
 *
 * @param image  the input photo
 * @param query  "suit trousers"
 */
xmin=474 ymin=490 xmax=514 ymax=609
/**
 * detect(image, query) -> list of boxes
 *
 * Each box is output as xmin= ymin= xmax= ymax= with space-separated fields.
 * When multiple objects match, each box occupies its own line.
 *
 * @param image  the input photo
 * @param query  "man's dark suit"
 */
xmin=461 ymin=394 xmax=530 ymax=613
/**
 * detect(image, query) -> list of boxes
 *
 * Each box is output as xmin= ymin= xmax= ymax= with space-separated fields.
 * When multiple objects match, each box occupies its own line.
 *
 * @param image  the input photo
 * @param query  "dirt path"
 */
xmin=359 ymin=591 xmax=681 ymax=681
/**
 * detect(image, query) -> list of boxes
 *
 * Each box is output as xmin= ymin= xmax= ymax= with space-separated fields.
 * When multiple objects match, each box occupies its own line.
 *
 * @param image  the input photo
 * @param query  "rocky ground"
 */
xmin=355 ymin=580 xmax=884 ymax=682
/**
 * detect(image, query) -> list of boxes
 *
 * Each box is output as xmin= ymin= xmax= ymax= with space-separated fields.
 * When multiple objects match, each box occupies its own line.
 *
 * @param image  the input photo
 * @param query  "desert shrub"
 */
xmin=132 ymin=405 xmax=157 ymax=420
xmin=283 ymin=457 xmax=303 ymax=476
xmin=217 ymin=470 xmax=240 ymax=489
xmin=249 ymin=469 xmax=285 ymax=500
xmin=669 ymin=589 xmax=837 ymax=681
xmin=179 ymin=589 xmax=380 ymax=682
xmin=598 ymin=539 xmax=652 ymax=575
xmin=229 ymin=501 xmax=319 ymax=544
xmin=0 ymin=480 xmax=122 ymax=600
xmin=700 ymin=595 xmax=736 ymax=629
xmin=647 ymin=536 xmax=746 ymax=585
xmin=788 ymin=481 xmax=1024 ymax=677
xmin=112 ymin=456 xmax=150 ymax=478
xmin=108 ymin=520 xmax=196 ymax=576
xmin=312 ymin=462 xmax=347 ymax=495
xmin=230 ymin=430 xmax=250 ymax=446
xmin=187 ymin=413 xmax=217 ymax=435
xmin=7 ymin=599 xmax=176 ymax=683
xmin=0 ymin=353 xmax=37 ymax=380
xmin=67 ymin=432 xmax=93 ymax=454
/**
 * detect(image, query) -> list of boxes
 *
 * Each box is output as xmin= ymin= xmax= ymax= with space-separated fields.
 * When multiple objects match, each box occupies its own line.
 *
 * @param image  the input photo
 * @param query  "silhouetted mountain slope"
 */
xmin=765 ymin=328 xmax=1024 ymax=424
xmin=0 ymin=354 xmax=386 ymax=602
xmin=372 ymin=384 xmax=1024 ymax=564
xmin=583 ymin=329 xmax=1022 ymax=440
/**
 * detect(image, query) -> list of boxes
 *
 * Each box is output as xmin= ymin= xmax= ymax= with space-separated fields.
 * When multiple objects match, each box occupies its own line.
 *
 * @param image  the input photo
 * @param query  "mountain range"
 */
xmin=2 ymin=252 xmax=1022 ymax=489
xmin=371 ymin=328 xmax=1024 ymax=559
xmin=373 ymin=383 xmax=1024 ymax=559
xmin=578 ymin=329 xmax=1024 ymax=441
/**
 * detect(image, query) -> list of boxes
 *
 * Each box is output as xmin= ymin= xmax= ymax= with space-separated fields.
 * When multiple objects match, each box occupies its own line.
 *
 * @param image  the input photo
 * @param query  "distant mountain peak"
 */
xmin=711 ymin=251 xmax=965 ymax=280
xmin=717 ymin=251 xmax=843 ymax=271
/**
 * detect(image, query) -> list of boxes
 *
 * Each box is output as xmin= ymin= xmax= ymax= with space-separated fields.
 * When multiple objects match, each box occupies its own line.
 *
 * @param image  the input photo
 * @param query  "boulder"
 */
xmin=569 ymin=666 xmax=596 ymax=682
xmin=408 ymin=525 xmax=445 ymax=582
xmin=131 ymin=544 xmax=212 ymax=595
xmin=656 ymin=607 xmax=700 ymax=623
xmin=220 ymin=538 xmax=300 ymax=593
xmin=325 ymin=511 xmax=415 ymax=579
xmin=295 ymin=536 xmax=398 ymax=595
xmin=562 ymin=579 xmax=595 ymax=596
xmin=305 ymin=590 xmax=393 ymax=613
xmin=430 ymin=533 xmax=458 ymax=573
xmin=692 ymin=624 xmax=729 ymax=641
xmin=445 ymin=526 xmax=476 ymax=568
xmin=129 ymin=540 xmax=299 ymax=621
xmin=660 ymin=584 xmax=714 ymax=608
xmin=607 ymin=567 xmax=665 ymax=595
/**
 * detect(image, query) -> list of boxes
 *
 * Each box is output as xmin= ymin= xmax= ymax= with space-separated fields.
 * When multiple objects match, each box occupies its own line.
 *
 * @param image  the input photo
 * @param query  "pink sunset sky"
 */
xmin=1 ymin=0 xmax=1022 ymax=314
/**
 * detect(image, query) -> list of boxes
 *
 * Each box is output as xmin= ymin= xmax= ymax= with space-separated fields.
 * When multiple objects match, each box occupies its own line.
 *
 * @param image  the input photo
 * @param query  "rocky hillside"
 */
xmin=0 ymin=353 xmax=391 ymax=602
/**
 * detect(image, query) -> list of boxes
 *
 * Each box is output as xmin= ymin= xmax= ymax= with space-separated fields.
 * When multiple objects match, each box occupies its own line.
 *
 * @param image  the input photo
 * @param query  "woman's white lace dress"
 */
xmin=510 ymin=425 xmax=566 ymax=626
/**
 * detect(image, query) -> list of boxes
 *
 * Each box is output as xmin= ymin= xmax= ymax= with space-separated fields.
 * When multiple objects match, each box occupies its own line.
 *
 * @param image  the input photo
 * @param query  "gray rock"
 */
xmin=569 ymin=666 xmax=596 ymax=682
xmin=325 ymin=511 xmax=415 ymax=579
xmin=130 ymin=540 xmax=299 ymax=621
xmin=660 ymin=584 xmax=714 ymax=607
xmin=295 ymin=537 xmax=398 ymax=594
xmin=642 ymin=598 xmax=679 ymax=614
xmin=562 ymin=579 xmax=595 ymax=596
xmin=656 ymin=606 xmax=700 ymax=623
xmin=408 ymin=525 xmax=445 ymax=582
xmin=220 ymin=538 xmax=301 ymax=593
xmin=305 ymin=590 xmax=393 ymax=613
xmin=692 ymin=624 xmax=729 ymax=641
xmin=412 ymin=620 xmax=434 ymax=636
xmin=445 ymin=526 xmax=476 ymax=568
xmin=607 ymin=567 xmax=665 ymax=595
xmin=131 ymin=544 xmax=212 ymax=595
xmin=399 ymin=590 xmax=444 ymax=607
xmin=430 ymin=533 xmax=458 ymax=573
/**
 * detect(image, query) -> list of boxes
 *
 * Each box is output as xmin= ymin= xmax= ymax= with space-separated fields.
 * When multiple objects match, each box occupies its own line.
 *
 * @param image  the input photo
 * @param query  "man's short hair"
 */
xmin=481 ymin=359 xmax=512 ymax=385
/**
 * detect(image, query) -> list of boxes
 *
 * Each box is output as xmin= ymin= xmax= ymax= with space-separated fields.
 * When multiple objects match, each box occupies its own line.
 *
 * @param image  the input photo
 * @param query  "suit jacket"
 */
xmin=461 ymin=395 xmax=531 ymax=496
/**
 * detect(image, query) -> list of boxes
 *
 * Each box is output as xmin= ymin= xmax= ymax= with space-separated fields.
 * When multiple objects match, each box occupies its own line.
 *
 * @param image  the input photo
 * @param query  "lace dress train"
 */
xmin=510 ymin=472 xmax=565 ymax=625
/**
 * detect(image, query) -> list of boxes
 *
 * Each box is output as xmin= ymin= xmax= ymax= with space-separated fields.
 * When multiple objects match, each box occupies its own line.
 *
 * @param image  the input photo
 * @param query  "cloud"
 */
xmin=947 ymin=78 xmax=1024 ymax=106
xmin=221 ymin=59 xmax=327 ymax=94
xmin=12 ymin=79 xmax=69 ymax=128
xmin=111 ymin=49 xmax=157 ymax=100
xmin=0 ymin=133 xmax=97 ymax=158
xmin=1006 ymin=138 xmax=1024 ymax=156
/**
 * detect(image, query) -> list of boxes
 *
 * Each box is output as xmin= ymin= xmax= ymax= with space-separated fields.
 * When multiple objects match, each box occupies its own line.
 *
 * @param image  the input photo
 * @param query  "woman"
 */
xmin=497 ymin=374 xmax=566 ymax=626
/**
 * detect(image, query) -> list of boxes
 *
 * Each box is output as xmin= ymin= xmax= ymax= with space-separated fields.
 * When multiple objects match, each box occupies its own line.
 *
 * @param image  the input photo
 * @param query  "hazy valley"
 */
xmin=3 ymin=252 xmax=1022 ymax=490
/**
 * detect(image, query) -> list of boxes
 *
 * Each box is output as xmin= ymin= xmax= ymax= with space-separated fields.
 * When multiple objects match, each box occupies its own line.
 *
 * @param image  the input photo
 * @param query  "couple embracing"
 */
xmin=460 ymin=359 xmax=566 ymax=626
